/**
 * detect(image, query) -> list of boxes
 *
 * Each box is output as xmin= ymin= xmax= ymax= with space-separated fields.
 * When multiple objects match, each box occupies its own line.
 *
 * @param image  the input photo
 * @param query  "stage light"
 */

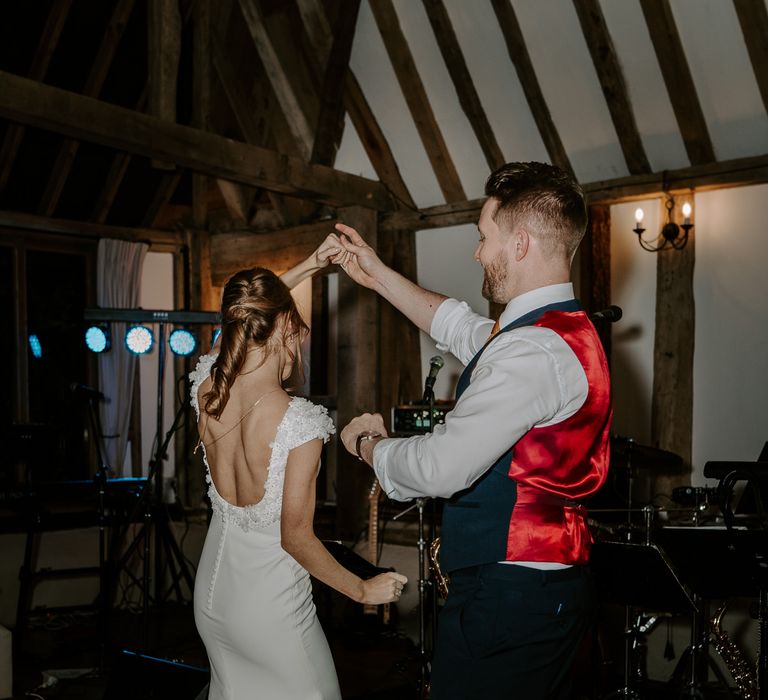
xmin=125 ymin=325 xmax=153 ymax=355
xmin=169 ymin=328 xmax=197 ymax=356
xmin=85 ymin=324 xmax=111 ymax=353
xmin=211 ymin=327 xmax=221 ymax=348
xmin=28 ymin=334 xmax=42 ymax=359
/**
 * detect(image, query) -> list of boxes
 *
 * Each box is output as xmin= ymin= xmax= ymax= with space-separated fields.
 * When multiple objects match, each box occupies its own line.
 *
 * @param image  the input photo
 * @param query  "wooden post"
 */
xmin=379 ymin=228 xmax=422 ymax=425
xmin=148 ymin=0 xmax=181 ymax=169
xmin=335 ymin=206 xmax=379 ymax=540
xmin=651 ymin=196 xmax=694 ymax=493
xmin=580 ymin=204 xmax=612 ymax=356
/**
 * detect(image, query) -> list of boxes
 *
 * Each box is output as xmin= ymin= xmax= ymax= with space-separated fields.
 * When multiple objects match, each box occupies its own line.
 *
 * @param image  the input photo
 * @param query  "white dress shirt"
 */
xmin=373 ymin=283 xmax=589 ymax=503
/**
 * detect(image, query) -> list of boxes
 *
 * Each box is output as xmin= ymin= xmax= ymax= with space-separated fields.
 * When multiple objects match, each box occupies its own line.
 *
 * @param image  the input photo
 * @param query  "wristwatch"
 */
xmin=355 ymin=431 xmax=381 ymax=462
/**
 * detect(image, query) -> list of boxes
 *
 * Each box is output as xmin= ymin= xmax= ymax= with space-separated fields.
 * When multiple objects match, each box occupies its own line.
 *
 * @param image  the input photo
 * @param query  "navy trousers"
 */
xmin=429 ymin=563 xmax=595 ymax=700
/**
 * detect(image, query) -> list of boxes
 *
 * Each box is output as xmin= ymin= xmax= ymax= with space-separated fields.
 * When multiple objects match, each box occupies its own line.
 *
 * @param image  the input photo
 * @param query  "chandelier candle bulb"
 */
xmin=682 ymin=202 xmax=692 ymax=225
xmin=635 ymin=207 xmax=644 ymax=225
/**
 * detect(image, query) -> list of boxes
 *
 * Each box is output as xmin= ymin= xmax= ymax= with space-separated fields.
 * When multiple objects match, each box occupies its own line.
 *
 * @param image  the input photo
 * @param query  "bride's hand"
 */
xmin=360 ymin=572 xmax=408 ymax=605
xmin=314 ymin=233 xmax=346 ymax=268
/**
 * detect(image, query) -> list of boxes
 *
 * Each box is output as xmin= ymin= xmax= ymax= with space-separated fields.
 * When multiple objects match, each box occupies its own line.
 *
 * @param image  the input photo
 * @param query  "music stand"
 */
xmin=591 ymin=541 xmax=696 ymax=699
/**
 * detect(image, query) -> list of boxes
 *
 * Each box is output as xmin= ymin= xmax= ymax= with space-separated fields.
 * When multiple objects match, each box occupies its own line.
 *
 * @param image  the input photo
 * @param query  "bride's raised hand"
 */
xmin=313 ymin=233 xmax=345 ymax=268
xmin=360 ymin=572 xmax=408 ymax=605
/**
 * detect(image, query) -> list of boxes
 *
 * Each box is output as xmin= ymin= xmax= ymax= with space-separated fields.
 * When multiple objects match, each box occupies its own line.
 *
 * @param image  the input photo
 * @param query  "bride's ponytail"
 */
xmin=203 ymin=268 xmax=308 ymax=420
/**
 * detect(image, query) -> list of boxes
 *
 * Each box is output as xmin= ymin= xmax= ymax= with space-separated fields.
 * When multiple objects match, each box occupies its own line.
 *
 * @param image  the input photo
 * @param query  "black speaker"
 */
xmin=104 ymin=649 xmax=209 ymax=699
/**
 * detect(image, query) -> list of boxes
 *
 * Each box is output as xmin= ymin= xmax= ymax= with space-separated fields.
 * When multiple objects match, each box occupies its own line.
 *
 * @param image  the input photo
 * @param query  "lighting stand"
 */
xmin=113 ymin=322 xmax=196 ymax=648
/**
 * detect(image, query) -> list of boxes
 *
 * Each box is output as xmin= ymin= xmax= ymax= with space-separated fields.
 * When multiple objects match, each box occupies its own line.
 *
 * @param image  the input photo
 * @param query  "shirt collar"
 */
xmin=499 ymin=283 xmax=575 ymax=328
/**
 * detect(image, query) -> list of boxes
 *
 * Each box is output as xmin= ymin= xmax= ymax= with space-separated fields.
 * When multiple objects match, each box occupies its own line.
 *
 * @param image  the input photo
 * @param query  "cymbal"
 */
xmin=610 ymin=436 xmax=684 ymax=470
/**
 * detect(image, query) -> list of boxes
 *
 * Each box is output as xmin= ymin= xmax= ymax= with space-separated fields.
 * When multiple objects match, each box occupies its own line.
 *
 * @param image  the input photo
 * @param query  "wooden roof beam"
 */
xmin=38 ymin=0 xmax=136 ymax=216
xmin=0 ymin=0 xmax=73 ymax=192
xmin=298 ymin=0 xmax=415 ymax=209
xmin=91 ymin=2 xmax=195 ymax=223
xmin=370 ymin=0 xmax=466 ymax=202
xmin=422 ymin=0 xmax=505 ymax=172
xmin=491 ymin=0 xmax=573 ymax=177
xmin=148 ymin=0 xmax=181 ymax=170
xmin=0 ymin=209 xmax=180 ymax=252
xmin=237 ymin=0 xmax=314 ymax=160
xmin=380 ymin=152 xmax=768 ymax=231
xmin=639 ymin=0 xmax=715 ymax=165
xmin=572 ymin=0 xmax=651 ymax=175
xmin=345 ymin=73 xmax=416 ymax=210
xmin=192 ymin=0 xmax=211 ymax=228
xmin=310 ymin=0 xmax=361 ymax=167
xmin=0 ymin=70 xmax=391 ymax=210
xmin=733 ymin=0 xmax=768 ymax=116
xmin=210 ymin=6 xmax=311 ymax=226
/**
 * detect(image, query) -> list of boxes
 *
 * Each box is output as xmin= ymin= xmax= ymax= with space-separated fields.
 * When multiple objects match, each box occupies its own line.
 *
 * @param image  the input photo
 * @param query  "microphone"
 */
xmin=422 ymin=355 xmax=445 ymax=401
xmin=70 ymin=382 xmax=105 ymax=400
xmin=589 ymin=305 xmax=623 ymax=323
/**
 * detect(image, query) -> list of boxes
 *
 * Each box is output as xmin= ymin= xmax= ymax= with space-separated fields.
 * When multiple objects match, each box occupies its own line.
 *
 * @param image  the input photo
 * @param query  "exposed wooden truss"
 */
xmin=572 ymin=0 xmax=651 ymax=175
xmin=379 ymin=153 xmax=768 ymax=231
xmin=38 ymin=0 xmax=136 ymax=216
xmin=369 ymin=0 xmax=466 ymax=202
xmin=0 ymin=0 xmax=73 ymax=192
xmin=422 ymin=0 xmax=505 ymax=172
xmin=297 ymin=0 xmax=415 ymax=209
xmin=0 ymin=70 xmax=392 ymax=211
xmin=639 ymin=0 xmax=715 ymax=165
xmin=733 ymin=0 xmax=768 ymax=116
xmin=238 ymin=0 xmax=315 ymax=160
xmin=310 ymin=0 xmax=361 ymax=167
xmin=491 ymin=0 xmax=574 ymax=176
xmin=0 ymin=209 xmax=180 ymax=251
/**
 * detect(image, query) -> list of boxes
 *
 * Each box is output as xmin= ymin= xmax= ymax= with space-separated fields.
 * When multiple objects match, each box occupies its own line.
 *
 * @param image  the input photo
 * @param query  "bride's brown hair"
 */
xmin=203 ymin=267 xmax=308 ymax=420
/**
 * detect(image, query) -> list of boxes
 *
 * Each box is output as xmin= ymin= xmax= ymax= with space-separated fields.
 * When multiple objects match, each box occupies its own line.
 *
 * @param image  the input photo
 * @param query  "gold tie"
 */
xmin=487 ymin=319 xmax=500 ymax=341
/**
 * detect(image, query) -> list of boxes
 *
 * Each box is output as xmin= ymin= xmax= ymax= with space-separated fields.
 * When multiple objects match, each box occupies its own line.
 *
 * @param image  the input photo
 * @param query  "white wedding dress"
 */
xmin=190 ymin=354 xmax=342 ymax=700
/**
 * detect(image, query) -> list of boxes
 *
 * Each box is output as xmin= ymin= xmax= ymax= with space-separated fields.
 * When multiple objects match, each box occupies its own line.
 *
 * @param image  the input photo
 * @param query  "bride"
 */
xmin=191 ymin=237 xmax=406 ymax=699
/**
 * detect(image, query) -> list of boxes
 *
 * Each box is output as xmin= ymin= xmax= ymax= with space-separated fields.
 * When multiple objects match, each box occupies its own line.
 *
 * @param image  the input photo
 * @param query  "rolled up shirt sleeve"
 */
xmin=373 ymin=326 xmax=584 ymax=501
xmin=430 ymin=299 xmax=495 ymax=366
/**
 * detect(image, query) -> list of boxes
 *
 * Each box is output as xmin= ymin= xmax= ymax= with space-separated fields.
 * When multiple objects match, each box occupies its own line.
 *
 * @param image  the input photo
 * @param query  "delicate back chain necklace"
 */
xmin=195 ymin=387 xmax=283 ymax=454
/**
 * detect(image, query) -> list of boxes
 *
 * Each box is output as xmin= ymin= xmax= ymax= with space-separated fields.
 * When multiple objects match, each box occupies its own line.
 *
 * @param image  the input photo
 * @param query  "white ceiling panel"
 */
xmin=334 ymin=113 xmax=378 ymax=182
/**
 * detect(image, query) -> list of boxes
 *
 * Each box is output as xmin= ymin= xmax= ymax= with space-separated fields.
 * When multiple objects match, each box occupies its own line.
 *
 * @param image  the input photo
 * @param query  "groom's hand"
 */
xmin=334 ymin=223 xmax=383 ymax=291
xmin=341 ymin=413 xmax=388 ymax=465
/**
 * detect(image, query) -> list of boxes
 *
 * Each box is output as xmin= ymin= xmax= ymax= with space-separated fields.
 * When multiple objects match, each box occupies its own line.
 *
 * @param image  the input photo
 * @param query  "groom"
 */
xmin=336 ymin=162 xmax=612 ymax=700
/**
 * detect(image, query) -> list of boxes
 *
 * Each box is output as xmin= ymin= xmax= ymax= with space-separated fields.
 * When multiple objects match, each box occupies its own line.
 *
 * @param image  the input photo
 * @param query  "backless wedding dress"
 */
xmin=190 ymin=354 xmax=342 ymax=700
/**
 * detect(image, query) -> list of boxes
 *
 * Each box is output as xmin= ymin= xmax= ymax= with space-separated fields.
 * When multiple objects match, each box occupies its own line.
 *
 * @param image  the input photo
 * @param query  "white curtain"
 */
xmin=97 ymin=238 xmax=149 ymax=476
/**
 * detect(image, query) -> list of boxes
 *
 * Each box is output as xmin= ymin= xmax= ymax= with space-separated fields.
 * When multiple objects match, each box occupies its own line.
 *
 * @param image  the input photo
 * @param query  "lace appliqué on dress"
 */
xmin=189 ymin=355 xmax=335 ymax=532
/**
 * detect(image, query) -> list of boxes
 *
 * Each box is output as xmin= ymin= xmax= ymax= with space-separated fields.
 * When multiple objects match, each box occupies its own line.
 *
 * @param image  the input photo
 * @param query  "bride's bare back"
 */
xmin=197 ymin=363 xmax=291 ymax=508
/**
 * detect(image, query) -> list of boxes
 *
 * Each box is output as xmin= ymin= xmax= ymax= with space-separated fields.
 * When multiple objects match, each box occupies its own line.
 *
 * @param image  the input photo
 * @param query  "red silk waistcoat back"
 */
xmin=504 ymin=311 xmax=612 ymax=565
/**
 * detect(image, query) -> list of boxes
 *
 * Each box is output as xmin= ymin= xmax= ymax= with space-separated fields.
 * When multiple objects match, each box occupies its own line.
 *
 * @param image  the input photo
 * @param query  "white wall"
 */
xmin=610 ymin=184 xmax=768 ymax=485
xmin=692 ymin=185 xmax=768 ymax=481
xmin=609 ymin=200 xmax=660 ymax=445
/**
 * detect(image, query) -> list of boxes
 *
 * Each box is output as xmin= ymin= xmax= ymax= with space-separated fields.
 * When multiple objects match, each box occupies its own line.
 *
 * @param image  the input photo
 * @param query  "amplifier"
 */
xmin=392 ymin=402 xmax=455 ymax=436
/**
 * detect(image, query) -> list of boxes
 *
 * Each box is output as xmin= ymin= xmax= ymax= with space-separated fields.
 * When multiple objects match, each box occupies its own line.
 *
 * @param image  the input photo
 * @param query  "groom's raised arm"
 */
xmin=335 ymin=223 xmax=447 ymax=335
